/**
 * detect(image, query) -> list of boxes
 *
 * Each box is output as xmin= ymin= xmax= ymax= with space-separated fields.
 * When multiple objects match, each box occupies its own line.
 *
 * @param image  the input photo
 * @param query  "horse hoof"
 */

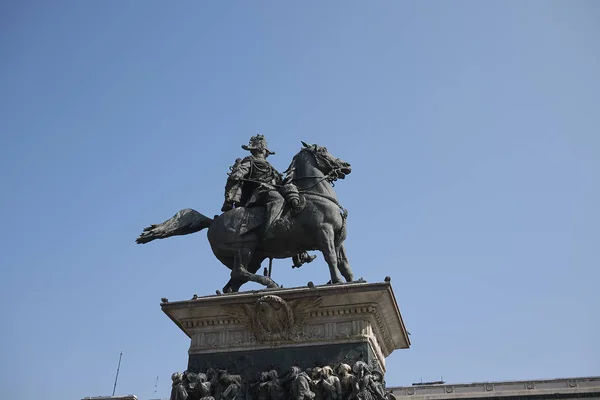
xmin=267 ymin=282 xmax=280 ymax=289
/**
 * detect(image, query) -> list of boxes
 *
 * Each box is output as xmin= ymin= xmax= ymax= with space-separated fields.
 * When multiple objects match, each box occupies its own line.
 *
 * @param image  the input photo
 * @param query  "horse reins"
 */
xmin=238 ymin=155 xmax=348 ymax=218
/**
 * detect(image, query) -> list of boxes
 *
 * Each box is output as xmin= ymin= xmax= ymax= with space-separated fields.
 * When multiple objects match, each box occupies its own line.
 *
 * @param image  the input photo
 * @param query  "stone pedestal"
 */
xmin=161 ymin=281 xmax=410 ymax=378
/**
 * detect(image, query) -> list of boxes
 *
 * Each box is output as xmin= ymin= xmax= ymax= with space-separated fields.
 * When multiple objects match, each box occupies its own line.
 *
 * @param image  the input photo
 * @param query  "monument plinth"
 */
xmin=137 ymin=137 xmax=410 ymax=400
xmin=162 ymin=281 xmax=410 ymax=378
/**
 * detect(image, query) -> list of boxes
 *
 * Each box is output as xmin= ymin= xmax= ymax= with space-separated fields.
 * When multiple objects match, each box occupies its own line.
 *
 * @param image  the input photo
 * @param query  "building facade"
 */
xmin=389 ymin=376 xmax=600 ymax=400
xmin=82 ymin=396 xmax=138 ymax=400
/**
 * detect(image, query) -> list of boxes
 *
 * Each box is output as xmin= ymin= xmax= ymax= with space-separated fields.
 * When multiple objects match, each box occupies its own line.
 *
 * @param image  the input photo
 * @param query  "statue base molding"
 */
xmin=161 ymin=281 xmax=410 ymax=377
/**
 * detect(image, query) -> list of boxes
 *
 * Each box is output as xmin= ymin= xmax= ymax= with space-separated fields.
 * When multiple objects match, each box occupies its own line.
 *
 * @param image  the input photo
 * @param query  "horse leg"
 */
xmin=224 ymin=254 xmax=267 ymax=292
xmin=320 ymin=225 xmax=343 ymax=284
xmin=217 ymin=255 xmax=248 ymax=294
xmin=216 ymin=256 xmax=239 ymax=293
xmin=223 ymin=277 xmax=248 ymax=293
xmin=337 ymin=243 xmax=354 ymax=282
xmin=230 ymin=247 xmax=279 ymax=289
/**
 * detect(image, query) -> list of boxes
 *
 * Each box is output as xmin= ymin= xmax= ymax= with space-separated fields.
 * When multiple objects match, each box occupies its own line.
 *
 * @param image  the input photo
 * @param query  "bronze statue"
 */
xmin=171 ymin=364 xmax=387 ymax=400
xmin=370 ymin=371 xmax=387 ymax=400
xmin=351 ymin=362 xmax=385 ymax=400
xmin=310 ymin=367 xmax=324 ymax=400
xmin=171 ymin=372 xmax=189 ymax=400
xmin=217 ymin=370 xmax=243 ymax=400
xmin=136 ymin=138 xmax=354 ymax=293
xmin=197 ymin=373 xmax=215 ymax=400
xmin=257 ymin=371 xmax=271 ymax=400
xmin=222 ymin=135 xmax=316 ymax=264
xmin=289 ymin=366 xmax=316 ymax=400
xmin=266 ymin=370 xmax=284 ymax=400
xmin=321 ymin=366 xmax=342 ymax=400
xmin=336 ymin=364 xmax=355 ymax=400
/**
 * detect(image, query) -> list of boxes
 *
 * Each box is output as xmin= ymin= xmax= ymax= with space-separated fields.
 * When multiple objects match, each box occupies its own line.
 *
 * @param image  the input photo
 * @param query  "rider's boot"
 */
xmin=282 ymin=184 xmax=304 ymax=215
xmin=291 ymin=251 xmax=317 ymax=268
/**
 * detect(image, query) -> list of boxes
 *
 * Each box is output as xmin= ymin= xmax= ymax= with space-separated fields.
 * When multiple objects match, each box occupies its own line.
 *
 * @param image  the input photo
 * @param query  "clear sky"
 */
xmin=1 ymin=1 xmax=599 ymax=399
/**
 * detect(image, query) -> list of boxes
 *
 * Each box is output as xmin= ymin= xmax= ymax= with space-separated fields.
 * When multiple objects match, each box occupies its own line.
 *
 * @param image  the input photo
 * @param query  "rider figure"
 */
xmin=221 ymin=134 xmax=316 ymax=266
xmin=221 ymin=134 xmax=286 ymax=235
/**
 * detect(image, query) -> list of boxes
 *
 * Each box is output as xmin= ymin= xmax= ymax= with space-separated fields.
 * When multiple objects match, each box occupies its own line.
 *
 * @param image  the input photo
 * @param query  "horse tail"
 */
xmin=136 ymin=208 xmax=213 ymax=244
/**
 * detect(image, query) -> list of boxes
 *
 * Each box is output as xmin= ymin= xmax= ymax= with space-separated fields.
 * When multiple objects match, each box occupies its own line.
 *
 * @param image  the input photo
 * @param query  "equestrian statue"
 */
xmin=136 ymin=135 xmax=355 ymax=293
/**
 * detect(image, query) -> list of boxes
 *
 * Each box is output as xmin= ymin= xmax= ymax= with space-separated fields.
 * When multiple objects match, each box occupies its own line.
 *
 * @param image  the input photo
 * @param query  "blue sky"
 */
xmin=1 ymin=1 xmax=599 ymax=399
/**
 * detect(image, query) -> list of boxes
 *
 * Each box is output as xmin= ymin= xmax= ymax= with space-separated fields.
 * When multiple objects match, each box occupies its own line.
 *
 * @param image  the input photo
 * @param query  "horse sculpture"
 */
xmin=136 ymin=142 xmax=354 ymax=293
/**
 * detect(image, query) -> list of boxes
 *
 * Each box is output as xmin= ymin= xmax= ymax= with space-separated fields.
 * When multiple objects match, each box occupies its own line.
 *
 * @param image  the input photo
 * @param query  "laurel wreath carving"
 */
xmin=222 ymin=295 xmax=322 ymax=342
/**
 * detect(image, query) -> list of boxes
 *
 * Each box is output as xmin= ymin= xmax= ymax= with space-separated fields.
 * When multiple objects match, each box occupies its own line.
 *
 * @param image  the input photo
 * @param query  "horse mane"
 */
xmin=283 ymin=149 xmax=306 ymax=183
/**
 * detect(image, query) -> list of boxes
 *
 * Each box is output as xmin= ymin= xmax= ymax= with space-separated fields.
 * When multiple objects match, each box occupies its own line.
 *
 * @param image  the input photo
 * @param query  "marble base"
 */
xmin=161 ymin=281 xmax=410 ymax=377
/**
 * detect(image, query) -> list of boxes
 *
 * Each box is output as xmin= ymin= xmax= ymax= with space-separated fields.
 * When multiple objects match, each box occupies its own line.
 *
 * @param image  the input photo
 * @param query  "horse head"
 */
xmin=300 ymin=141 xmax=352 ymax=181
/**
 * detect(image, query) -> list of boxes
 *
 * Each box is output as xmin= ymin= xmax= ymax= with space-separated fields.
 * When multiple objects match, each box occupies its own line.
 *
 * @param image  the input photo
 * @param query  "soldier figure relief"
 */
xmin=169 ymin=362 xmax=391 ymax=400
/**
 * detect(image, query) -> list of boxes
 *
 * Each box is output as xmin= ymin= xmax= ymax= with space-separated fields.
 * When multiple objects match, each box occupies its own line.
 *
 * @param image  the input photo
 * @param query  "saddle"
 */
xmin=238 ymin=207 xmax=266 ymax=236
xmin=238 ymin=184 xmax=306 ymax=236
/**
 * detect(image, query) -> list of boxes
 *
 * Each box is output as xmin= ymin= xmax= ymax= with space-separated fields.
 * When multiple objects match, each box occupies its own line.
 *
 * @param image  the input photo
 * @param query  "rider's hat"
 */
xmin=242 ymin=134 xmax=275 ymax=155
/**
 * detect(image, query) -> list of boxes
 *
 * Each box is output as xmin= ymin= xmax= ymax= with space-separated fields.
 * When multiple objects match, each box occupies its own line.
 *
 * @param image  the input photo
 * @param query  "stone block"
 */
xmin=161 ymin=281 xmax=410 ymax=378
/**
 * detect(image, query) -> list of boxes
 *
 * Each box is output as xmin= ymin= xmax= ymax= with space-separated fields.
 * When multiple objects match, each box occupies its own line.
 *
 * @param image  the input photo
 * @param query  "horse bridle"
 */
xmin=292 ymin=149 xmax=346 ymax=187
